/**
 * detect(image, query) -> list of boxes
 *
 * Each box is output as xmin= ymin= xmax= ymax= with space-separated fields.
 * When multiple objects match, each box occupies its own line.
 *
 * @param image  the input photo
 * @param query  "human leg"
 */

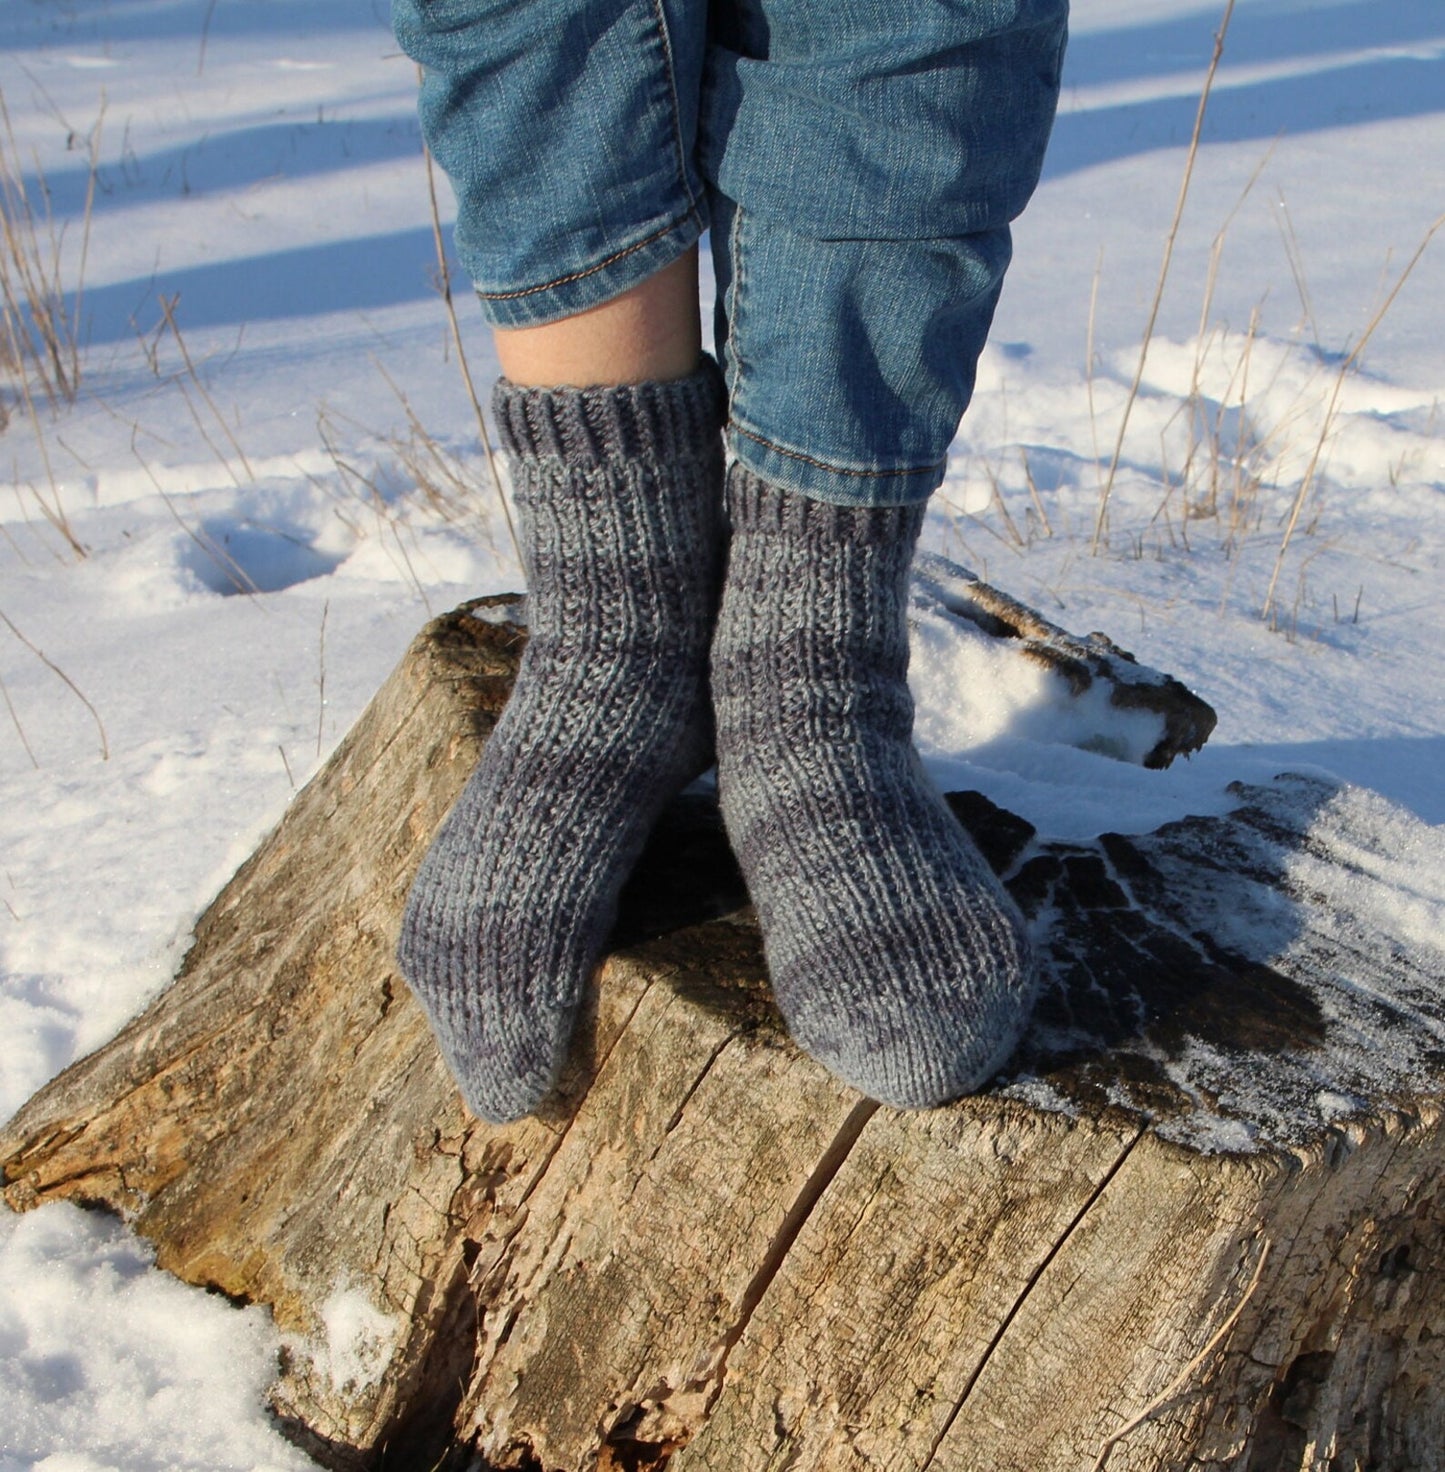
xmin=393 ymin=0 xmax=722 ymax=1120
xmin=495 ymin=246 xmax=701 ymax=388
xmin=703 ymin=0 xmax=1068 ymax=1106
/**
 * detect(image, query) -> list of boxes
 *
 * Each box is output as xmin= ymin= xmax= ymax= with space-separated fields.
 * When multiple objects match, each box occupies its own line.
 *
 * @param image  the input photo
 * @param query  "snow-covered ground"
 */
xmin=1 ymin=0 xmax=1441 ymax=1464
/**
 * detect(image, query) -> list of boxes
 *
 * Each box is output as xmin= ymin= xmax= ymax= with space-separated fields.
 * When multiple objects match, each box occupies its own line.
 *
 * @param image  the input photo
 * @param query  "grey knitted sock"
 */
xmin=398 ymin=363 xmax=725 ymax=1123
xmin=711 ymin=467 xmax=1036 ymax=1108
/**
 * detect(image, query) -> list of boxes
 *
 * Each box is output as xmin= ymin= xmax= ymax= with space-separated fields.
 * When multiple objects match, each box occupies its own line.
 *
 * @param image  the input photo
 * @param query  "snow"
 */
xmin=1073 ymin=774 xmax=1445 ymax=1156
xmin=0 ymin=0 xmax=1442 ymax=1463
xmin=310 ymin=1287 xmax=404 ymax=1397
xmin=909 ymin=552 xmax=1196 ymax=774
xmin=0 ymin=1203 xmax=312 ymax=1472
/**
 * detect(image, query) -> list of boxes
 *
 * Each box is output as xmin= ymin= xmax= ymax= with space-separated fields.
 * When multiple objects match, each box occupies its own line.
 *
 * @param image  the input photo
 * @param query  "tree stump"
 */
xmin=4 ymin=571 xmax=1445 ymax=1472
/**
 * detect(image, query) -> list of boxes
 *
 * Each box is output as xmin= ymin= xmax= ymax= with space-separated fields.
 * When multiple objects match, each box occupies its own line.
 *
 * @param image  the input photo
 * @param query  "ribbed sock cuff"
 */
xmin=724 ymin=465 xmax=926 ymax=546
xmin=493 ymin=356 xmax=725 ymax=467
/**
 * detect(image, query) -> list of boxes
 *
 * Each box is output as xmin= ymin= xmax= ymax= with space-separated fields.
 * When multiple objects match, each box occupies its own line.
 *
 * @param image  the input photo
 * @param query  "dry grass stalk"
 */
xmin=197 ymin=0 xmax=221 ymax=76
xmin=123 ymin=418 xmax=265 ymax=597
xmin=0 ymin=605 xmax=108 ymax=760
xmin=26 ymin=497 xmax=84 ymax=559
xmin=1021 ymin=447 xmax=1054 ymax=539
xmin=370 ymin=360 xmax=502 ymax=556
xmin=0 ymin=89 xmax=99 ymax=410
xmin=1091 ymin=1239 xmax=1272 ymax=1471
xmin=1274 ymin=190 xmax=1319 ymax=348
xmin=315 ymin=599 xmax=329 ymax=759
xmin=0 ymin=92 xmax=100 ymax=559
xmin=1090 ymin=0 xmax=1237 ymax=555
xmin=157 ymin=293 xmax=256 ymax=485
xmin=1261 ymin=213 xmax=1444 ymax=621
xmin=315 ymin=406 xmax=430 ymax=604
xmin=154 ymin=482 xmax=266 ymax=599
xmin=0 ymin=665 xmax=39 ymax=769
xmin=1172 ymin=144 xmax=1273 ymax=523
xmin=1085 ymin=247 xmax=1105 ymax=499
xmin=986 ymin=458 xmax=1027 ymax=549
xmin=1214 ymin=308 xmax=1261 ymax=548
xmin=420 ymin=112 xmax=519 ymax=566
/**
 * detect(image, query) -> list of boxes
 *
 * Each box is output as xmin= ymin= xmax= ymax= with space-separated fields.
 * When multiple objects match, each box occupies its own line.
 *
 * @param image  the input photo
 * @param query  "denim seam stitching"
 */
xmin=731 ymin=423 xmax=943 ymax=480
xmin=648 ymin=0 xmax=701 ymax=217
xmin=724 ymin=202 xmax=747 ymax=430
xmin=476 ymin=214 xmax=698 ymax=300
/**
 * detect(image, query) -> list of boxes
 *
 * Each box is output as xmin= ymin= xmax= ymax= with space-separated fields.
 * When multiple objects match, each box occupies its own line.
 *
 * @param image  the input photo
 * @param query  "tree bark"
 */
xmin=4 ymin=571 xmax=1444 ymax=1472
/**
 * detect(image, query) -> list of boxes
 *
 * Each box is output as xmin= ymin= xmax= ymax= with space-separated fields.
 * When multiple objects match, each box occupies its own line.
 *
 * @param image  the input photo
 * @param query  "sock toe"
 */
xmin=448 ymin=997 xmax=578 ymax=1125
xmin=787 ymin=922 xmax=1036 ymax=1108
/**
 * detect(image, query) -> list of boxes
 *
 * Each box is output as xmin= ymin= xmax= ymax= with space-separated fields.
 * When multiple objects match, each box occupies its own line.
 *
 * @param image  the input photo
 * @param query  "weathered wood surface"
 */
xmin=4 ymin=571 xmax=1445 ymax=1472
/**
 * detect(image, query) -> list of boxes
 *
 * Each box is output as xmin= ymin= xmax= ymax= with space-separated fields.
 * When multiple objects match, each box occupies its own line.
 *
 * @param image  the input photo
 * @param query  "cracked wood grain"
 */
xmin=457 ymin=977 xmax=866 ymax=1471
xmin=925 ymin=1110 xmax=1445 ymax=1472
xmin=675 ymin=1106 xmax=1145 ymax=1472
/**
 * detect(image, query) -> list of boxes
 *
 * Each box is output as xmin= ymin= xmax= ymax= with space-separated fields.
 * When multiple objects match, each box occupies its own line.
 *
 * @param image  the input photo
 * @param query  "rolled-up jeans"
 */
xmin=392 ymin=0 xmax=1068 ymax=507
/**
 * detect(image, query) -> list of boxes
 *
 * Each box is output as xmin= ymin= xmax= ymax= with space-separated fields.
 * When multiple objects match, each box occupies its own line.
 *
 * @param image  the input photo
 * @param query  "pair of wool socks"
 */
xmin=396 ymin=368 xmax=1034 ymax=1121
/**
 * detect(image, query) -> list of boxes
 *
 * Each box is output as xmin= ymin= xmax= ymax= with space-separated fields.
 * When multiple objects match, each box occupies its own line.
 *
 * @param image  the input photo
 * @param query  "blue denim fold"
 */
xmin=392 ymin=0 xmax=1068 ymax=506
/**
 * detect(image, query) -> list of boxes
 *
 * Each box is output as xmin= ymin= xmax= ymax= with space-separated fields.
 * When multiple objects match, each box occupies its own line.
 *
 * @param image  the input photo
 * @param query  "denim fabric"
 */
xmin=392 ymin=0 xmax=1067 ymax=506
